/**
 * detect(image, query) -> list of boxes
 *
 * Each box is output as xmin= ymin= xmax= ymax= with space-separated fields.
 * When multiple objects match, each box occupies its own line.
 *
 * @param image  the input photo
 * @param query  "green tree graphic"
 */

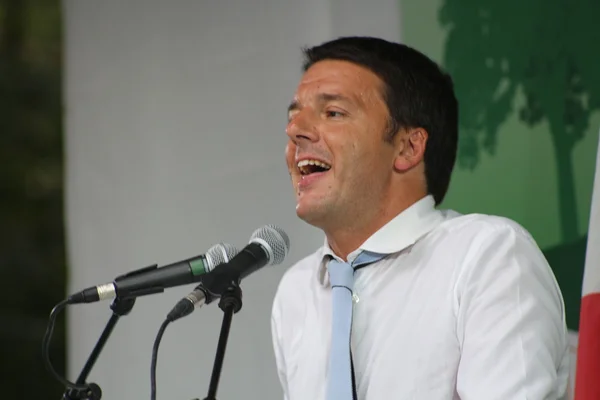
xmin=439 ymin=0 xmax=600 ymax=244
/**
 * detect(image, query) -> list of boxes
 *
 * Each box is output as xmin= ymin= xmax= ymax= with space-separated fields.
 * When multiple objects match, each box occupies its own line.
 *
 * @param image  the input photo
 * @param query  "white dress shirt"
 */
xmin=271 ymin=195 xmax=570 ymax=400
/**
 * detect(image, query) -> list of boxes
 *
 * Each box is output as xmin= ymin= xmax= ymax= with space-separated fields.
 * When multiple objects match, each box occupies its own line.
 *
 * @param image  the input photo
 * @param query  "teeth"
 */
xmin=297 ymin=159 xmax=331 ymax=170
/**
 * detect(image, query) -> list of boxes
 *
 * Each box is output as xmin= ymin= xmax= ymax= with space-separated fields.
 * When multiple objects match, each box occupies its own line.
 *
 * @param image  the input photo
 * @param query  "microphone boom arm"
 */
xmin=62 ymin=297 xmax=136 ymax=400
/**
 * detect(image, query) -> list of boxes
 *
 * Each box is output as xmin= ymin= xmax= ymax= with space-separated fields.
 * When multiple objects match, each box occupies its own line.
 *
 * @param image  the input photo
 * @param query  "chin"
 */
xmin=295 ymin=203 xmax=328 ymax=228
xmin=295 ymin=204 xmax=311 ymax=221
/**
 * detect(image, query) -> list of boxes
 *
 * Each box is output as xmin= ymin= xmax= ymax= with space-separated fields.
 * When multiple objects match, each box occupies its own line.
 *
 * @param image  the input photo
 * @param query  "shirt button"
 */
xmin=352 ymin=293 xmax=360 ymax=304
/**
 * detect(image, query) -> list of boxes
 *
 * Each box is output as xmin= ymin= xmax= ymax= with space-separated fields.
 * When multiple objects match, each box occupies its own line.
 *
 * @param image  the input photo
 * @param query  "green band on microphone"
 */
xmin=190 ymin=258 xmax=207 ymax=276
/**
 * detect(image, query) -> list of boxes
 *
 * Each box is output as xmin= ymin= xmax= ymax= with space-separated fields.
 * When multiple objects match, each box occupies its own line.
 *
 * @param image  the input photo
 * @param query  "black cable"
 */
xmin=150 ymin=319 xmax=172 ymax=400
xmin=42 ymin=299 xmax=90 ymax=392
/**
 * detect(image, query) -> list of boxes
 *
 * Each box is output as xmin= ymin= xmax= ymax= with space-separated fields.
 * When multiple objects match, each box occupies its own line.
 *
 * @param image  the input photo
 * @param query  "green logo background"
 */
xmin=402 ymin=0 xmax=600 ymax=331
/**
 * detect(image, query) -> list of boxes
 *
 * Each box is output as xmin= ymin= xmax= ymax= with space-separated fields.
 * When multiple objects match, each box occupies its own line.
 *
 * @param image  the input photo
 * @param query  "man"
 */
xmin=271 ymin=36 xmax=569 ymax=400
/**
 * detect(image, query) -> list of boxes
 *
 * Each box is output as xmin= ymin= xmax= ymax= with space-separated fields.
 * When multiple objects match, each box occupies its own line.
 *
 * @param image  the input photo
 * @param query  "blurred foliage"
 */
xmin=0 ymin=0 xmax=65 ymax=397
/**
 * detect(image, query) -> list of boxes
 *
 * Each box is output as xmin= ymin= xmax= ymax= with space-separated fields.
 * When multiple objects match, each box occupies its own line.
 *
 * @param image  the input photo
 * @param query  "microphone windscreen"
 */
xmin=250 ymin=225 xmax=290 ymax=265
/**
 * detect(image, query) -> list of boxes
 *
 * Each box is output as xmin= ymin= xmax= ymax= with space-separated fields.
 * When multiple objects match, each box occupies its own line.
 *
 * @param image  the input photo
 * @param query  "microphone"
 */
xmin=166 ymin=224 xmax=290 ymax=321
xmin=67 ymin=243 xmax=238 ymax=304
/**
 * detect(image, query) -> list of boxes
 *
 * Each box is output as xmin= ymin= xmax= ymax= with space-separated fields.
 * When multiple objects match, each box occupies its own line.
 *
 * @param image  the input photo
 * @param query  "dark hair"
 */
xmin=302 ymin=36 xmax=458 ymax=206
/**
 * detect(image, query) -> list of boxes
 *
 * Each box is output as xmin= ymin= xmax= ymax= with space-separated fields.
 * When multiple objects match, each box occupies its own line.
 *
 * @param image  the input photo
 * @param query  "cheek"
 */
xmin=335 ymin=137 xmax=363 ymax=165
xmin=339 ymin=139 xmax=386 ymax=179
xmin=285 ymin=142 xmax=296 ymax=168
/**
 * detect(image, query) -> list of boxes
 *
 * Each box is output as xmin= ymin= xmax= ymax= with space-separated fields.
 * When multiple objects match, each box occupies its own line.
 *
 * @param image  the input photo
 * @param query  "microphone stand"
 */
xmin=62 ymin=297 xmax=136 ymax=400
xmin=193 ymin=281 xmax=243 ymax=400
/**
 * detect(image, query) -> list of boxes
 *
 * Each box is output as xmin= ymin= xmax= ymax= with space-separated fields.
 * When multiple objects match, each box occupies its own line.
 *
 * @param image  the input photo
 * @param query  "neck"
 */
xmin=324 ymin=191 xmax=428 ymax=261
xmin=325 ymin=219 xmax=387 ymax=261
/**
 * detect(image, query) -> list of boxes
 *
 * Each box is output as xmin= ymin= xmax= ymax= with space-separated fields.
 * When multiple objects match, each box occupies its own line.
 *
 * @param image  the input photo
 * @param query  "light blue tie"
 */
xmin=326 ymin=250 xmax=386 ymax=400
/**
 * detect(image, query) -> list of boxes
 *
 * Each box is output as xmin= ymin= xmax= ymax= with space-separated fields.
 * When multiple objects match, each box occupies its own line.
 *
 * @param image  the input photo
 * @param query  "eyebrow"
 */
xmin=287 ymin=93 xmax=354 ymax=117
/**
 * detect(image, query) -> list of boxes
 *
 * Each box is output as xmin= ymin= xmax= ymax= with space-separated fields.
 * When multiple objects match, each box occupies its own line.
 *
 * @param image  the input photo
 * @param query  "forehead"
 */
xmin=294 ymin=60 xmax=385 ymax=103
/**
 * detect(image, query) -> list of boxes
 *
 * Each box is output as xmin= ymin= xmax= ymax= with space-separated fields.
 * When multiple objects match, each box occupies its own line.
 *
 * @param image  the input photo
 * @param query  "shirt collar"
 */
xmin=317 ymin=195 xmax=445 ymax=284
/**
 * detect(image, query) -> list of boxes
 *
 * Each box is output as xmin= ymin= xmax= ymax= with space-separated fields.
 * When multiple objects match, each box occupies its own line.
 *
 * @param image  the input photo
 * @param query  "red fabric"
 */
xmin=575 ymin=292 xmax=600 ymax=400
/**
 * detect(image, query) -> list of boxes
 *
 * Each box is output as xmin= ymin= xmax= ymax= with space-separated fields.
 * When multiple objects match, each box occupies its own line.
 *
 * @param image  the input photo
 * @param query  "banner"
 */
xmin=575 ymin=131 xmax=600 ymax=399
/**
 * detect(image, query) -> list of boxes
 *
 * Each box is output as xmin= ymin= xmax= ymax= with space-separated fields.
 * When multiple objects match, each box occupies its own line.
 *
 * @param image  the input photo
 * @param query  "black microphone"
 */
xmin=67 ymin=243 xmax=238 ymax=304
xmin=166 ymin=224 xmax=290 ymax=321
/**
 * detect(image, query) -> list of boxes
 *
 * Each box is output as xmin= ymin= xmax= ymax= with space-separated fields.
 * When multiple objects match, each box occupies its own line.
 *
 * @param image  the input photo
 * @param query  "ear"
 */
xmin=393 ymin=128 xmax=428 ymax=172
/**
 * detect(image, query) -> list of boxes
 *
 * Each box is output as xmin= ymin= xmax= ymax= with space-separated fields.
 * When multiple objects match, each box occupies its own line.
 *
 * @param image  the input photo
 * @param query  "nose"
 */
xmin=286 ymin=109 xmax=319 ymax=144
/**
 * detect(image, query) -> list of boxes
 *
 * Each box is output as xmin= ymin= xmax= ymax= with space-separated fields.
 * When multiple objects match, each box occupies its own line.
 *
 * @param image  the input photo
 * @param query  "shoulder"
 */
xmin=439 ymin=212 xmax=561 ymax=304
xmin=441 ymin=211 xmax=535 ymax=239
xmin=444 ymin=214 xmax=569 ymax=398
xmin=434 ymin=211 xmax=541 ymax=255
xmin=431 ymin=211 xmax=554 ymax=287
xmin=278 ymin=247 xmax=324 ymax=290
xmin=282 ymin=247 xmax=324 ymax=280
xmin=272 ymin=246 xmax=324 ymax=316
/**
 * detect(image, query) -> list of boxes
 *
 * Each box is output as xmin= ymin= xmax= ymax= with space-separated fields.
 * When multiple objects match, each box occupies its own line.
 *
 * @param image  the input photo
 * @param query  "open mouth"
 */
xmin=297 ymin=159 xmax=331 ymax=176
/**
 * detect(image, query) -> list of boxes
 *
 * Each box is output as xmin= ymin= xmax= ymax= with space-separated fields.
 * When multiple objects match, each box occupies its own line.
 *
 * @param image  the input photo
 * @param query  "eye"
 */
xmin=325 ymin=110 xmax=346 ymax=118
xmin=287 ymin=111 xmax=297 ymax=123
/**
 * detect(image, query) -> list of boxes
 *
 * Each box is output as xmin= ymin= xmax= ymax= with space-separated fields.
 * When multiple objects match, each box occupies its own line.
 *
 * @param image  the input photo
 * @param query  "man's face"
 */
xmin=285 ymin=60 xmax=398 ymax=229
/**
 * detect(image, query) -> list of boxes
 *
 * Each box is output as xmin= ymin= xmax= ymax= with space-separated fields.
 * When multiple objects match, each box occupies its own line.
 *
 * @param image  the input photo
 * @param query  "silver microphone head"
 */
xmin=249 ymin=224 xmax=290 ymax=265
xmin=205 ymin=242 xmax=239 ymax=271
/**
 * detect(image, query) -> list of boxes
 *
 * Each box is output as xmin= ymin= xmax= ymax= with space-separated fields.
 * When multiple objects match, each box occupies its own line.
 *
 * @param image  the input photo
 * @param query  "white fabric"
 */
xmin=271 ymin=195 xmax=570 ymax=400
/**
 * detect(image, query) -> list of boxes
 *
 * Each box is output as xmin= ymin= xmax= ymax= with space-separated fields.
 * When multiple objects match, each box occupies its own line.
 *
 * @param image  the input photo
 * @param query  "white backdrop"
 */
xmin=63 ymin=1 xmax=402 ymax=399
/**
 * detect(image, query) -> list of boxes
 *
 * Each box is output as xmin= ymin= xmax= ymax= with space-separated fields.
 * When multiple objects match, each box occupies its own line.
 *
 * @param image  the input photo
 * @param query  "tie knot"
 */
xmin=327 ymin=259 xmax=354 ymax=290
xmin=326 ymin=250 xmax=388 ymax=290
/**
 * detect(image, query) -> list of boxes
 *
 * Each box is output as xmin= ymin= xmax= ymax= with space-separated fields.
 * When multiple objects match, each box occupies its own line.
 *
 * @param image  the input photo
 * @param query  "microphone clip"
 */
xmin=217 ymin=281 xmax=243 ymax=314
xmin=63 ymin=382 xmax=102 ymax=400
xmin=197 ymin=269 xmax=242 ymax=307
